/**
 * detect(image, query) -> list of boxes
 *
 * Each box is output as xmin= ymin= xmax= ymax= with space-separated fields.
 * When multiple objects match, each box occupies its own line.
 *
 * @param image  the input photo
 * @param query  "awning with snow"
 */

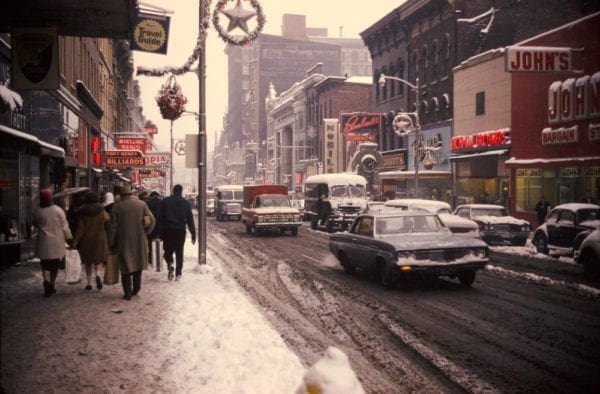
xmin=449 ymin=149 xmax=509 ymax=162
xmin=0 ymin=124 xmax=65 ymax=158
xmin=378 ymin=170 xmax=452 ymax=180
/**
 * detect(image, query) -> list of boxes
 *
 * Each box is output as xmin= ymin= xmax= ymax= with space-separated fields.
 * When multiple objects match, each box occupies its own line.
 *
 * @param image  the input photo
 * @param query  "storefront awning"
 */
xmin=449 ymin=149 xmax=508 ymax=162
xmin=0 ymin=124 xmax=65 ymax=158
xmin=378 ymin=170 xmax=452 ymax=180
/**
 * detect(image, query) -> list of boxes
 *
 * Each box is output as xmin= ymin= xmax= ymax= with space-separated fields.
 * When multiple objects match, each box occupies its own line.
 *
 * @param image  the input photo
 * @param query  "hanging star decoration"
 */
xmin=222 ymin=0 xmax=256 ymax=33
xmin=213 ymin=0 xmax=266 ymax=46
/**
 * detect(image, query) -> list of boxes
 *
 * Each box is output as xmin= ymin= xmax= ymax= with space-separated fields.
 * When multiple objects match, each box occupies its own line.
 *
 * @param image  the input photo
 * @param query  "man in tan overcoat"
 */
xmin=108 ymin=185 xmax=155 ymax=300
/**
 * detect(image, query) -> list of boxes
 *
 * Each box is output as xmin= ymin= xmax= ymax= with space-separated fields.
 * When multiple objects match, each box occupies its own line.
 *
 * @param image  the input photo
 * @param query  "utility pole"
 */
xmin=197 ymin=0 xmax=207 ymax=264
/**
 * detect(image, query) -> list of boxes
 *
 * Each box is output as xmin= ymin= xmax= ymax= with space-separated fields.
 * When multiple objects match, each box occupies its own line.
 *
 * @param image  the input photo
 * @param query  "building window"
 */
xmin=475 ymin=91 xmax=485 ymax=116
xmin=398 ymin=60 xmax=405 ymax=95
xmin=381 ymin=67 xmax=388 ymax=100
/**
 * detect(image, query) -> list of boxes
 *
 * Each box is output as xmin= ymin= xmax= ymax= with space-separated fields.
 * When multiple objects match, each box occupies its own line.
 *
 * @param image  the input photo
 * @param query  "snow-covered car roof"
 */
xmin=550 ymin=203 xmax=600 ymax=211
xmin=304 ymin=173 xmax=367 ymax=186
xmin=456 ymin=204 xmax=506 ymax=210
xmin=384 ymin=198 xmax=451 ymax=212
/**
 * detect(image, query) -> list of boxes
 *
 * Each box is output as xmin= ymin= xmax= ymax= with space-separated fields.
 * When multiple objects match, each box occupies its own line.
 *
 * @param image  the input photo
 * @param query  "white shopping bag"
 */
xmin=65 ymin=249 xmax=82 ymax=284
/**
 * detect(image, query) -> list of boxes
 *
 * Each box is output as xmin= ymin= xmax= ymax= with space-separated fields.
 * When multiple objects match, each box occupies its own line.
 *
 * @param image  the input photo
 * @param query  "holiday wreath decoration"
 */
xmin=213 ymin=0 xmax=265 ymax=46
xmin=155 ymin=75 xmax=188 ymax=120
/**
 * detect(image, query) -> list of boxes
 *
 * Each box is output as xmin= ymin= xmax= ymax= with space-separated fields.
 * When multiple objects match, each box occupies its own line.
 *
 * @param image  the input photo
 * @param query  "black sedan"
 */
xmin=329 ymin=211 xmax=490 ymax=288
xmin=533 ymin=203 xmax=600 ymax=256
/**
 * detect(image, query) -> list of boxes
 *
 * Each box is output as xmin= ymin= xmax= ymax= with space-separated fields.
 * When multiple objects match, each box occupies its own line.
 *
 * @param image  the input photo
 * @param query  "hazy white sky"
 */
xmin=133 ymin=0 xmax=403 ymax=153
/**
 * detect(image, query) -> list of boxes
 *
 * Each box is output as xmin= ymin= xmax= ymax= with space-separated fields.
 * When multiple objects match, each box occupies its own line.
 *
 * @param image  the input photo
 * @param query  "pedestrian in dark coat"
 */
xmin=72 ymin=191 xmax=109 ymax=291
xmin=33 ymin=189 xmax=73 ymax=297
xmin=108 ymin=184 xmax=155 ymax=300
xmin=145 ymin=191 xmax=163 ymax=264
xmin=159 ymin=184 xmax=196 ymax=281
xmin=535 ymin=195 xmax=551 ymax=226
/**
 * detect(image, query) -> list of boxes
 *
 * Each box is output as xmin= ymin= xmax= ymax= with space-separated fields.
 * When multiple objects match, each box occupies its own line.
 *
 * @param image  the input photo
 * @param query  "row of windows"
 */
xmin=374 ymin=34 xmax=452 ymax=103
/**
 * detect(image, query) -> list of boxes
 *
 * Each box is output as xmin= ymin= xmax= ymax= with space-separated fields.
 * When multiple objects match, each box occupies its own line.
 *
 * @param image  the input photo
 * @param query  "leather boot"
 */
xmin=43 ymin=281 xmax=52 ymax=297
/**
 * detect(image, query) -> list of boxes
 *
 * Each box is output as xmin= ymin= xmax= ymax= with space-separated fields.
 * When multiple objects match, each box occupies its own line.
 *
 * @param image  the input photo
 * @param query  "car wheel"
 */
xmin=290 ymin=227 xmax=298 ymax=236
xmin=581 ymin=251 xmax=600 ymax=281
xmin=337 ymin=252 xmax=355 ymax=274
xmin=534 ymin=234 xmax=549 ymax=254
xmin=379 ymin=263 xmax=396 ymax=288
xmin=458 ymin=270 xmax=476 ymax=287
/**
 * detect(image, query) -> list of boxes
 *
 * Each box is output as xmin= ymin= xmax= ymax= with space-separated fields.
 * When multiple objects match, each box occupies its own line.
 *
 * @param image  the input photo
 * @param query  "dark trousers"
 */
xmin=163 ymin=229 xmax=186 ymax=276
xmin=121 ymin=270 xmax=142 ymax=296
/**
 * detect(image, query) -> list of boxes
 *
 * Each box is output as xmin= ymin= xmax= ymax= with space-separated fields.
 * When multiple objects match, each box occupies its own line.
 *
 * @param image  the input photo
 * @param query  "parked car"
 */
xmin=454 ymin=204 xmax=531 ymax=246
xmin=532 ymin=203 xmax=600 ymax=256
xmin=329 ymin=211 xmax=489 ymax=288
xmin=381 ymin=199 xmax=480 ymax=238
xmin=574 ymin=225 xmax=600 ymax=280
xmin=206 ymin=198 xmax=215 ymax=216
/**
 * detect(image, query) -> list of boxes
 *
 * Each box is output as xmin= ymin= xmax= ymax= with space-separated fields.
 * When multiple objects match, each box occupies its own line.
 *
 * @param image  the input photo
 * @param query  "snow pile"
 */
xmin=295 ymin=346 xmax=364 ymax=394
xmin=0 ymin=84 xmax=23 ymax=112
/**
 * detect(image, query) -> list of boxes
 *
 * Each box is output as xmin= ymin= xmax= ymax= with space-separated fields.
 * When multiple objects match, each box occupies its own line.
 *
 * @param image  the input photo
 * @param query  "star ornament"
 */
xmin=221 ymin=0 xmax=256 ymax=34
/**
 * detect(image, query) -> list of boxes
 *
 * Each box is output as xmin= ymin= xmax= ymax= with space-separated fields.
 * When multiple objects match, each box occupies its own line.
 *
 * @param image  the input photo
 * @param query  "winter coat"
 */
xmin=33 ymin=205 xmax=73 ymax=260
xmin=158 ymin=194 xmax=196 ymax=238
xmin=108 ymin=195 xmax=155 ymax=275
xmin=146 ymin=195 xmax=163 ymax=239
xmin=72 ymin=202 xmax=109 ymax=265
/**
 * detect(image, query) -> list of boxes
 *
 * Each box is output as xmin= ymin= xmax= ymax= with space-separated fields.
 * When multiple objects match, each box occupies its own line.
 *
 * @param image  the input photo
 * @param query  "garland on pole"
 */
xmin=156 ymin=75 xmax=188 ymax=120
xmin=136 ymin=0 xmax=212 ymax=77
xmin=212 ymin=0 xmax=265 ymax=46
xmin=136 ymin=0 xmax=265 ymax=77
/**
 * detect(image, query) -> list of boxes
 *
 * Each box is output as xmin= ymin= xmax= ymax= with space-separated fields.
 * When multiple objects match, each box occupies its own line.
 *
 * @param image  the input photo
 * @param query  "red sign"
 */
xmin=104 ymin=150 xmax=145 ymax=167
xmin=116 ymin=137 xmax=147 ymax=154
xmin=506 ymin=46 xmax=571 ymax=72
xmin=451 ymin=129 xmax=510 ymax=152
xmin=339 ymin=113 xmax=381 ymax=143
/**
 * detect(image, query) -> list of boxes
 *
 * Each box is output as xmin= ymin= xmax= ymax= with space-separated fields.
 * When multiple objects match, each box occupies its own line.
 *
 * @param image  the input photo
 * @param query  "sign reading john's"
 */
xmin=130 ymin=12 xmax=170 ymax=54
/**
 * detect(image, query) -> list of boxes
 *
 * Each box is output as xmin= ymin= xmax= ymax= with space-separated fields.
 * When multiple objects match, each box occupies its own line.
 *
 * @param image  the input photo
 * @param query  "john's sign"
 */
xmin=506 ymin=46 xmax=571 ymax=72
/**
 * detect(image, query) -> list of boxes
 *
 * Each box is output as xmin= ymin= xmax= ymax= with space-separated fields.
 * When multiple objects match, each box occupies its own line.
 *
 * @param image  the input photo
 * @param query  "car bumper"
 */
xmin=482 ymin=231 xmax=530 ymax=245
xmin=255 ymin=222 xmax=302 ymax=229
xmin=393 ymin=260 xmax=488 ymax=276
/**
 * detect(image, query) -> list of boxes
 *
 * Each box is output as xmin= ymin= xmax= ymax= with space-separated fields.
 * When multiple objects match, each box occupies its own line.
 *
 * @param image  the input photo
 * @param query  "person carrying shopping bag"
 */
xmin=108 ymin=184 xmax=155 ymax=300
xmin=71 ymin=191 xmax=109 ymax=291
xmin=33 ymin=189 xmax=73 ymax=297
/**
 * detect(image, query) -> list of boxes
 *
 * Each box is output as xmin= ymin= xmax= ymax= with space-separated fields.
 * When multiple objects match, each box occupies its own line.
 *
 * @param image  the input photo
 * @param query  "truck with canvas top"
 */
xmin=304 ymin=173 xmax=368 ymax=233
xmin=242 ymin=185 xmax=302 ymax=236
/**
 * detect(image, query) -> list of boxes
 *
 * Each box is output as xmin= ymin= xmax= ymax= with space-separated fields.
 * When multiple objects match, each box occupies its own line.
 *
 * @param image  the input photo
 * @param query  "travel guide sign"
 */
xmin=130 ymin=12 xmax=170 ymax=54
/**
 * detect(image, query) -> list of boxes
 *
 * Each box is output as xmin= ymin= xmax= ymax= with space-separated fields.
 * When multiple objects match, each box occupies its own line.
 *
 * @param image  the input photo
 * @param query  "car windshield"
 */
xmin=256 ymin=196 xmax=290 ymax=208
xmin=578 ymin=208 xmax=599 ymax=223
xmin=219 ymin=191 xmax=243 ymax=200
xmin=472 ymin=208 xmax=508 ymax=217
xmin=330 ymin=184 xmax=366 ymax=198
xmin=376 ymin=214 xmax=442 ymax=235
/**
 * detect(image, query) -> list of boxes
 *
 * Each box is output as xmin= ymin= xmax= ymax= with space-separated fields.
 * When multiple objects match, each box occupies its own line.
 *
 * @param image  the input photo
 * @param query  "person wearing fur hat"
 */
xmin=72 ymin=191 xmax=110 ymax=291
xmin=33 ymin=189 xmax=73 ymax=297
xmin=108 ymin=184 xmax=156 ymax=300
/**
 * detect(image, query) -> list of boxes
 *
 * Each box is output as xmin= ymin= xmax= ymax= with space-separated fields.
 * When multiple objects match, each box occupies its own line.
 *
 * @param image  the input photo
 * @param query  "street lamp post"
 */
xmin=378 ymin=73 xmax=422 ymax=198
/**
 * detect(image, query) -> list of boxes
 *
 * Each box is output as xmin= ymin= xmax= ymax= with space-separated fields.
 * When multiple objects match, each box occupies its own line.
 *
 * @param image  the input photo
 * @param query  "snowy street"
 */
xmin=2 ymin=216 xmax=599 ymax=393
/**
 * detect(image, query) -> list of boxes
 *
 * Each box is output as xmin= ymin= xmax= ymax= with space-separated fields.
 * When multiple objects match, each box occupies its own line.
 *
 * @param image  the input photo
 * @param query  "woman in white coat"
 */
xmin=33 ymin=189 xmax=73 ymax=297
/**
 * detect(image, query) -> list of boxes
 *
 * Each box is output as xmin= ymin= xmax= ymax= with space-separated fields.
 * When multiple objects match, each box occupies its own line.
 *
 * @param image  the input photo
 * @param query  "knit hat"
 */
xmin=103 ymin=192 xmax=115 ymax=207
xmin=40 ymin=189 xmax=53 ymax=207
